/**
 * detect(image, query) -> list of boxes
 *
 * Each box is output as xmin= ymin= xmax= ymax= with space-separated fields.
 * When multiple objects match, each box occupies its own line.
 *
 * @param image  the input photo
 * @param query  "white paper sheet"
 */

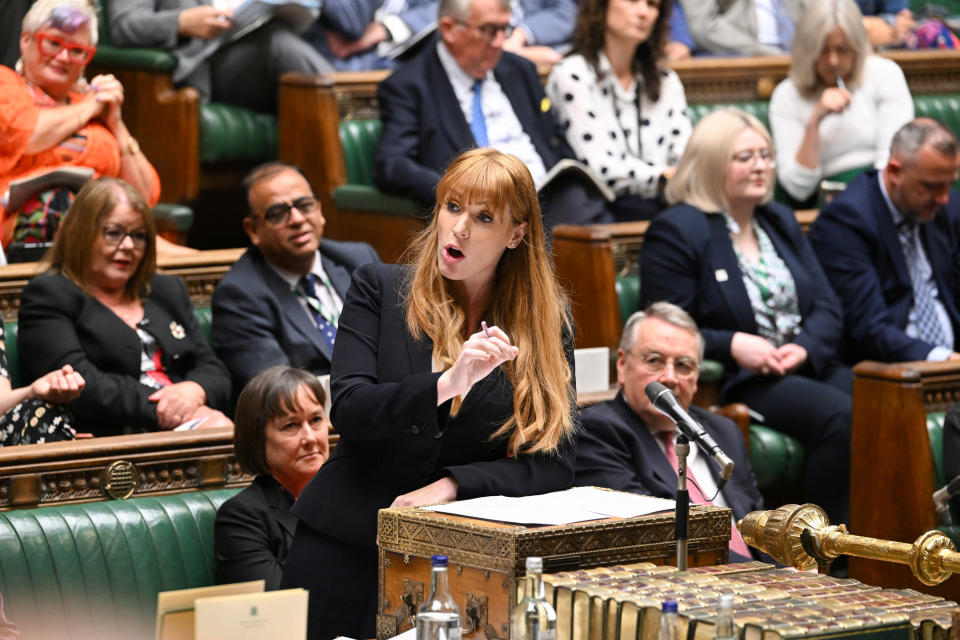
xmin=421 ymin=487 xmax=675 ymax=526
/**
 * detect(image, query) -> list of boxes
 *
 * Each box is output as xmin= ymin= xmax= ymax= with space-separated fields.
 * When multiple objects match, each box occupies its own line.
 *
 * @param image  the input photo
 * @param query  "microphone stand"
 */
xmin=675 ymin=433 xmax=690 ymax=571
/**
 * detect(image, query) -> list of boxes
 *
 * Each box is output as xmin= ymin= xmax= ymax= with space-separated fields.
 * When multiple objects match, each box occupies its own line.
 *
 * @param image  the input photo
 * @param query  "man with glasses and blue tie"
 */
xmin=575 ymin=302 xmax=765 ymax=562
xmin=374 ymin=0 xmax=614 ymax=228
xmin=809 ymin=118 xmax=960 ymax=364
xmin=211 ymin=163 xmax=379 ymax=395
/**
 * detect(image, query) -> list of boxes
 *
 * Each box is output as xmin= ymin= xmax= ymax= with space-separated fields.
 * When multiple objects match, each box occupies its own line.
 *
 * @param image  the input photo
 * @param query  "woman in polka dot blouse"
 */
xmin=546 ymin=0 xmax=692 ymax=220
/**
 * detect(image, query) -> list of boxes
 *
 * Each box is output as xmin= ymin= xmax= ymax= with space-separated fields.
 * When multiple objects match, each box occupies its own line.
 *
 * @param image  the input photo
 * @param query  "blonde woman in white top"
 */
xmin=770 ymin=0 xmax=913 ymax=203
xmin=546 ymin=0 xmax=691 ymax=220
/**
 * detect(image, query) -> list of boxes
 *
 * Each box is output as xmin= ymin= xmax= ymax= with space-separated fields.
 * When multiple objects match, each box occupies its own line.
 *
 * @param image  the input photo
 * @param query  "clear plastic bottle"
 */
xmin=510 ymin=557 xmax=558 ymax=640
xmin=416 ymin=555 xmax=462 ymax=640
xmin=714 ymin=594 xmax=736 ymax=640
xmin=658 ymin=601 xmax=678 ymax=640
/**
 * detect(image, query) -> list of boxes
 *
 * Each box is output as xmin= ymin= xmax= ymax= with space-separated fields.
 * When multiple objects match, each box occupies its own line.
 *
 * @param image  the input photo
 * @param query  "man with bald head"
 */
xmin=810 ymin=118 xmax=960 ymax=364
xmin=374 ymin=0 xmax=614 ymax=227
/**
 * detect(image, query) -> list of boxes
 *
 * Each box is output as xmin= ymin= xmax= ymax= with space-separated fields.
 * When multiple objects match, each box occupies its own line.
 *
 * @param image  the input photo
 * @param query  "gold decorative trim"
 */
xmin=102 ymin=460 xmax=140 ymax=500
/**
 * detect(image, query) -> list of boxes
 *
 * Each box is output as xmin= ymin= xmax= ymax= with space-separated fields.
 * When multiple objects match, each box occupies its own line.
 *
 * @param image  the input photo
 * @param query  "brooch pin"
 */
xmin=169 ymin=321 xmax=186 ymax=340
xmin=540 ymin=97 xmax=551 ymax=113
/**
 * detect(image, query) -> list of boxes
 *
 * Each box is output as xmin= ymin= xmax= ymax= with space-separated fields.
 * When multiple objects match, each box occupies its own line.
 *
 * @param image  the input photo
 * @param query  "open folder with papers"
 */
xmin=420 ymin=486 xmax=675 ymax=526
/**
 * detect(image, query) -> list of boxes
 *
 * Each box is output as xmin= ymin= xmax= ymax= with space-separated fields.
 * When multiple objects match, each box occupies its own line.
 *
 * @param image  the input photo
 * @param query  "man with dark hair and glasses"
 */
xmin=212 ymin=162 xmax=379 ymax=394
xmin=575 ymin=301 xmax=765 ymax=561
xmin=374 ymin=0 xmax=614 ymax=228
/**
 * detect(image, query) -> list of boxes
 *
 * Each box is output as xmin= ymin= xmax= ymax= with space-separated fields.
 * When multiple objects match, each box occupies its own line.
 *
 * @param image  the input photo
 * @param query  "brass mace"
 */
xmin=738 ymin=503 xmax=960 ymax=585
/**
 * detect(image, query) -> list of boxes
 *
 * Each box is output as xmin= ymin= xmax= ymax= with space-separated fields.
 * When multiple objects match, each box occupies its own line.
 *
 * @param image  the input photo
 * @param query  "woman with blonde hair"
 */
xmin=282 ymin=148 xmax=578 ymax=640
xmin=641 ymin=109 xmax=851 ymax=528
xmin=769 ymin=0 xmax=913 ymax=203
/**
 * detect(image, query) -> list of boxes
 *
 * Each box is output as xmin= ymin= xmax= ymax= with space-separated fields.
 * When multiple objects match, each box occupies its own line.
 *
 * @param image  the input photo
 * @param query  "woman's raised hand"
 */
xmin=813 ymin=86 xmax=851 ymax=123
xmin=30 ymin=364 xmax=85 ymax=404
xmin=437 ymin=324 xmax=519 ymax=405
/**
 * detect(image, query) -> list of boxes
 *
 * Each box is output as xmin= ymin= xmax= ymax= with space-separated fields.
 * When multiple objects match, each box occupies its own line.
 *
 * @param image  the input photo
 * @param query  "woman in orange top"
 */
xmin=0 ymin=0 xmax=161 ymax=247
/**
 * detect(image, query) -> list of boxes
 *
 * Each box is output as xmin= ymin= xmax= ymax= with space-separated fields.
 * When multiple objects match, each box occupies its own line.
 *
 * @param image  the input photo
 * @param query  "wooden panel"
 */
xmin=326 ymin=50 xmax=960 ymax=117
xmin=0 ymin=247 xmax=245 ymax=321
xmin=0 ymin=427 xmax=247 ymax=510
xmin=848 ymin=360 xmax=960 ymax=600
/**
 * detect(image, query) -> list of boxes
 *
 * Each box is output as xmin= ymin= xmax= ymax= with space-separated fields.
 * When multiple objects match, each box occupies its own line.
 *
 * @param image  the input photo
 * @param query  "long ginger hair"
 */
xmin=404 ymin=149 xmax=574 ymax=455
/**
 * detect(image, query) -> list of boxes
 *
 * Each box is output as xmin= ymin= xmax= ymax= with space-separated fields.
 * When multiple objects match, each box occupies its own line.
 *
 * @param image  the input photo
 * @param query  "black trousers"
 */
xmin=725 ymin=364 xmax=852 ymax=525
xmin=281 ymin=522 xmax=379 ymax=640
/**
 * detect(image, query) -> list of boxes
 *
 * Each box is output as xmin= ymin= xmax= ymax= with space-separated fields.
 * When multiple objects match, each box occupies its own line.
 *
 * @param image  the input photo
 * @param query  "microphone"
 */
xmin=645 ymin=381 xmax=736 ymax=483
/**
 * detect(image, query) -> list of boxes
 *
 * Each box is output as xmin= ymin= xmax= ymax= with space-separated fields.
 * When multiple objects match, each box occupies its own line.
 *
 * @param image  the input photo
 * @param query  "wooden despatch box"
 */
xmin=376 ymin=501 xmax=731 ymax=640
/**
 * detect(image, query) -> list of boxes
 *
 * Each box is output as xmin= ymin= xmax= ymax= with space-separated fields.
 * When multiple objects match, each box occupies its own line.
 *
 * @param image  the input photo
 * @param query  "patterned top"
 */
xmin=724 ymin=213 xmax=802 ymax=346
xmin=0 ymin=66 xmax=161 ymax=245
xmin=546 ymin=52 xmax=692 ymax=198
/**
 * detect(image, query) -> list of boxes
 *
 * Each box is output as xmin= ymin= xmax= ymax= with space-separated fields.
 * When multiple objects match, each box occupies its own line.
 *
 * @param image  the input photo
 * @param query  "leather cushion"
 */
xmin=0 ymin=489 xmax=239 ymax=639
xmin=199 ymin=104 xmax=277 ymax=164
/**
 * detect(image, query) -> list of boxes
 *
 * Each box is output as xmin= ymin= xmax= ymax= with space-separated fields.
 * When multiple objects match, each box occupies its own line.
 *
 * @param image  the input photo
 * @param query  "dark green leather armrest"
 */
xmin=698 ymin=359 xmax=724 ymax=384
xmin=333 ymin=185 xmax=426 ymax=216
xmin=91 ymin=45 xmax=177 ymax=72
xmin=153 ymin=203 xmax=194 ymax=232
xmin=749 ymin=424 xmax=807 ymax=490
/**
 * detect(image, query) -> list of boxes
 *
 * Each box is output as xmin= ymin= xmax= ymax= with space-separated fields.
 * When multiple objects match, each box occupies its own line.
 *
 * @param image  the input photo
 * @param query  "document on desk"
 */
xmin=421 ymin=487 xmax=675 ymax=526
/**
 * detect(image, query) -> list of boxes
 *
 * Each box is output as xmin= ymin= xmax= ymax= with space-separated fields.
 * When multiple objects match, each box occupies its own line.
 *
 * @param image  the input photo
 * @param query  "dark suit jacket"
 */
xmin=576 ymin=394 xmax=763 ymax=522
xmin=215 ymin=474 xmax=297 ymax=591
xmin=211 ymin=240 xmax=379 ymax=393
xmin=292 ymin=263 xmax=577 ymax=549
xmin=809 ymin=171 xmax=960 ymax=363
xmin=640 ymin=202 xmax=843 ymax=394
xmin=374 ymin=39 xmax=574 ymax=207
xmin=18 ymin=273 xmax=231 ymax=436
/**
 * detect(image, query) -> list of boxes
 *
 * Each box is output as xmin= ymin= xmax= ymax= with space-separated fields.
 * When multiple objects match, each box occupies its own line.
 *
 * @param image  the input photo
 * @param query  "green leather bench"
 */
xmin=0 ymin=488 xmax=239 ymax=639
xmin=3 ymin=307 xmax=214 ymax=390
xmin=337 ymin=119 xmax=421 ymax=215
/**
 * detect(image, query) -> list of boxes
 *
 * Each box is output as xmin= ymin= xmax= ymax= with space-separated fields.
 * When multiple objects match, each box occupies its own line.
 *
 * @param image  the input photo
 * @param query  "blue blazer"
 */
xmin=374 ymin=38 xmax=574 ymax=207
xmin=808 ymin=171 xmax=960 ymax=363
xmin=576 ymin=394 xmax=763 ymax=523
xmin=640 ymin=202 xmax=843 ymax=393
xmin=292 ymin=263 xmax=577 ymax=549
xmin=211 ymin=240 xmax=379 ymax=394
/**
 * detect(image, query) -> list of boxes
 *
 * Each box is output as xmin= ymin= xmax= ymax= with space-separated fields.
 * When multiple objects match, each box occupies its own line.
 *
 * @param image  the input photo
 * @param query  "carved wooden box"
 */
xmin=376 ymin=500 xmax=731 ymax=640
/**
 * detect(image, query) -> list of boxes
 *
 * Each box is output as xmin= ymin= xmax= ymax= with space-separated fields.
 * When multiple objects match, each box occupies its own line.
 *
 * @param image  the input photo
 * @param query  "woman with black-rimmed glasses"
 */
xmin=18 ymin=177 xmax=233 ymax=436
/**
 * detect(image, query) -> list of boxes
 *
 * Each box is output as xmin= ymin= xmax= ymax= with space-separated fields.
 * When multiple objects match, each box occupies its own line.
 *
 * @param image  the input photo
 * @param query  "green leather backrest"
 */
xmin=198 ymin=105 xmax=278 ymax=164
xmin=928 ymin=411 xmax=947 ymax=488
xmin=3 ymin=307 xmax=214 ymax=392
xmin=687 ymin=102 xmax=771 ymax=131
xmin=4 ymin=321 xmax=22 ymax=389
xmin=91 ymin=0 xmax=111 ymax=46
xmin=340 ymin=119 xmax=383 ymax=186
xmin=615 ymin=274 xmax=640 ymax=326
xmin=0 ymin=489 xmax=240 ymax=640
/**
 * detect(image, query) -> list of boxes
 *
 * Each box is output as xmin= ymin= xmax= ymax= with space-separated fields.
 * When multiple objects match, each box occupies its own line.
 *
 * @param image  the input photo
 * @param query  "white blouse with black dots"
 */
xmin=546 ymin=52 xmax=692 ymax=199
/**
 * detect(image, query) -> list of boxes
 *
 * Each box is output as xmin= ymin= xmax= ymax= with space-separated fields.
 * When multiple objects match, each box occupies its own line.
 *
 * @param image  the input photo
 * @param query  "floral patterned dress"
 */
xmin=0 ymin=322 xmax=75 ymax=446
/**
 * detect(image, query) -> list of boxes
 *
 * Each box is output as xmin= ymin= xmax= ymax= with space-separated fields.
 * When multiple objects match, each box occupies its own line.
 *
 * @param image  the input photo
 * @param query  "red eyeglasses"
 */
xmin=34 ymin=32 xmax=96 ymax=65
